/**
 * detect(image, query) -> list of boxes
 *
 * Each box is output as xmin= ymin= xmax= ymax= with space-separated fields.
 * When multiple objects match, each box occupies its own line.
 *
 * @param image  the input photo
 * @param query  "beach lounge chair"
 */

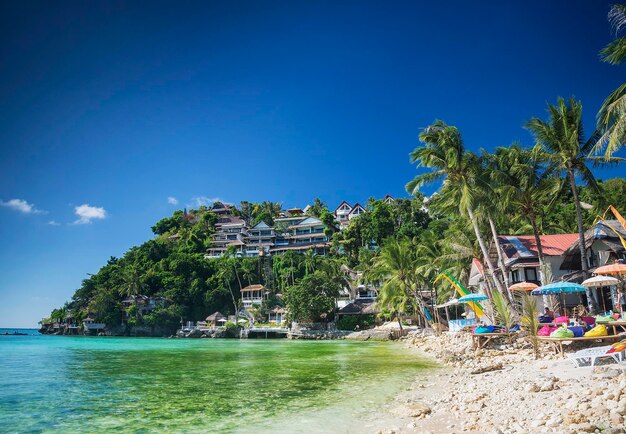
xmin=568 ymin=345 xmax=625 ymax=368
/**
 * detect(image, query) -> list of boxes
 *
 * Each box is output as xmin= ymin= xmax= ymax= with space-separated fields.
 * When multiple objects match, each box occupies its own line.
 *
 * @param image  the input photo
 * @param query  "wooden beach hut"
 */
xmin=205 ymin=311 xmax=227 ymax=326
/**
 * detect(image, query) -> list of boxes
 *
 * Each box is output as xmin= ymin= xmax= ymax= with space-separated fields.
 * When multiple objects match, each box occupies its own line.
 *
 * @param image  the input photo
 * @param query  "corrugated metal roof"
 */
xmin=501 ymin=234 xmax=578 ymax=257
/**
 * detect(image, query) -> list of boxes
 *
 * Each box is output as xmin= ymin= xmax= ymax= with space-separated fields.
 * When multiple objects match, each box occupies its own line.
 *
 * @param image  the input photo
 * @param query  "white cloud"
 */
xmin=191 ymin=196 xmax=227 ymax=207
xmin=0 ymin=198 xmax=45 ymax=214
xmin=167 ymin=196 xmax=179 ymax=205
xmin=47 ymin=220 xmax=60 ymax=226
xmin=73 ymin=204 xmax=107 ymax=224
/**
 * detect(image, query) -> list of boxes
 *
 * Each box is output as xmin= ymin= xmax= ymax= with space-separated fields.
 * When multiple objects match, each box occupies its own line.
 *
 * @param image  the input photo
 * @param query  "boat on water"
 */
xmin=1 ymin=331 xmax=28 ymax=336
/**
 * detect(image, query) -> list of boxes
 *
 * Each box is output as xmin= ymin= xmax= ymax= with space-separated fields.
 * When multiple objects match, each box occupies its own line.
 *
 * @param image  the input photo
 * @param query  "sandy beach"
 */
xmin=376 ymin=331 xmax=626 ymax=434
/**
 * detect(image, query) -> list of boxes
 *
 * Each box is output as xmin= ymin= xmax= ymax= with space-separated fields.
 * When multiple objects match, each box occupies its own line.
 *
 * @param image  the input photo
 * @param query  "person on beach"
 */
xmin=539 ymin=307 xmax=554 ymax=323
xmin=618 ymin=289 xmax=626 ymax=315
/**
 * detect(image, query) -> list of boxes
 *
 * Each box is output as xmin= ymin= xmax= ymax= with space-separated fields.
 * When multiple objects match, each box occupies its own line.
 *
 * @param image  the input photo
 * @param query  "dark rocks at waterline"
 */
xmin=176 ymin=328 xmax=229 ymax=339
xmin=344 ymin=329 xmax=396 ymax=341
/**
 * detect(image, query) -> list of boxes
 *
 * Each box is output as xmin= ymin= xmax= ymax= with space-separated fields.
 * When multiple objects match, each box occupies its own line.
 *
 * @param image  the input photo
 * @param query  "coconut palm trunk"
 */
xmin=489 ymin=217 xmax=510 ymax=287
xmin=467 ymin=206 xmax=507 ymax=297
xmin=529 ymin=212 xmax=548 ymax=285
xmin=569 ymin=170 xmax=597 ymax=312
xmin=568 ymin=170 xmax=589 ymax=276
xmin=488 ymin=216 xmax=513 ymax=304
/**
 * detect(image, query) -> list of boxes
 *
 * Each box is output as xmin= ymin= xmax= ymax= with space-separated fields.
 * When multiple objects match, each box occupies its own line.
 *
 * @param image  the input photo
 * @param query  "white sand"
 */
xmin=377 ymin=331 xmax=626 ymax=434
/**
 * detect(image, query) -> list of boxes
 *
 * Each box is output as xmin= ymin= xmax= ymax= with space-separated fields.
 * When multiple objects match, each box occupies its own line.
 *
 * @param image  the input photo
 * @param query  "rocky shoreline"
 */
xmin=377 ymin=331 xmax=626 ymax=434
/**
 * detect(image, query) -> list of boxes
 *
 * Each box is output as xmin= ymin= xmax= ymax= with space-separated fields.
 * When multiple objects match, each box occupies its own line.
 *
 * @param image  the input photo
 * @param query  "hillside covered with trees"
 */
xmin=42 ymin=174 xmax=626 ymax=336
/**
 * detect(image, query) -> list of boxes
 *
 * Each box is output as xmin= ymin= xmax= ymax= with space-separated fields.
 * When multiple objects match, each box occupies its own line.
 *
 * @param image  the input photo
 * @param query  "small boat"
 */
xmin=1 ymin=331 xmax=28 ymax=336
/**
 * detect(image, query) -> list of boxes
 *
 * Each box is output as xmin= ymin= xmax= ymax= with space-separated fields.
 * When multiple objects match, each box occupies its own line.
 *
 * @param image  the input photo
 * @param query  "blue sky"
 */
xmin=1 ymin=0 xmax=624 ymax=327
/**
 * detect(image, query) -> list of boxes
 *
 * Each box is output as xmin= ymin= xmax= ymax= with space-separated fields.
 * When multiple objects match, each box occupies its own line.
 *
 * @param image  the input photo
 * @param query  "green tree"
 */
xmin=526 ymin=98 xmax=619 ymax=288
xmin=487 ymin=144 xmax=557 ymax=284
xmin=284 ymin=270 xmax=341 ymax=323
xmin=307 ymin=198 xmax=328 ymax=218
xmin=596 ymin=4 xmax=626 ymax=157
xmin=373 ymin=238 xmax=428 ymax=328
xmin=407 ymin=120 xmax=507 ymax=297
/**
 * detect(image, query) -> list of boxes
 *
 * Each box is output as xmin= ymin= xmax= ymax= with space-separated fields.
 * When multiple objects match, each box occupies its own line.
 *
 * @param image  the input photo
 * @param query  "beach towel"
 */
xmin=474 ymin=326 xmax=494 ymax=334
xmin=606 ymin=339 xmax=626 ymax=353
xmin=550 ymin=327 xmax=575 ymax=338
xmin=607 ymin=339 xmax=626 ymax=354
xmin=584 ymin=324 xmax=608 ymax=337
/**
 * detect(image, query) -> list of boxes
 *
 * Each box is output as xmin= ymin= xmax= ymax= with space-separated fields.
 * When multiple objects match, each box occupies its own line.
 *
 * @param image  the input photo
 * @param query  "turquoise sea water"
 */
xmin=0 ymin=331 xmax=431 ymax=433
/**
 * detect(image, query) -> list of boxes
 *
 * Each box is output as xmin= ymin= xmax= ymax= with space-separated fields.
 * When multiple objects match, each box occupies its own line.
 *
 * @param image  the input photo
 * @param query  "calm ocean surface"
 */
xmin=0 ymin=330 xmax=431 ymax=433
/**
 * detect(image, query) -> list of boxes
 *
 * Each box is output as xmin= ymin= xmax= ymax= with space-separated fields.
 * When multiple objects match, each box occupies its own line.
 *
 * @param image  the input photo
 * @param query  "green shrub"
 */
xmin=224 ymin=321 xmax=241 ymax=337
xmin=336 ymin=314 xmax=375 ymax=331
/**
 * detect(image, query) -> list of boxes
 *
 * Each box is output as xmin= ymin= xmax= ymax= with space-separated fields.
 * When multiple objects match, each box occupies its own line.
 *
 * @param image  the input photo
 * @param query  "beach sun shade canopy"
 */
xmin=508 ymin=281 xmax=539 ymax=291
xmin=458 ymin=294 xmax=489 ymax=303
xmin=435 ymin=298 xmax=459 ymax=308
xmin=582 ymin=275 xmax=620 ymax=287
xmin=531 ymin=281 xmax=587 ymax=296
xmin=594 ymin=263 xmax=626 ymax=276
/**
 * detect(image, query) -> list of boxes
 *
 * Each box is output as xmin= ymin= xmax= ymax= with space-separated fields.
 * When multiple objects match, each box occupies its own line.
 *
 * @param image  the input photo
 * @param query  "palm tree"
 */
xmin=473 ymin=158 xmax=513 ymax=297
xmin=596 ymin=4 xmax=626 ymax=157
xmin=217 ymin=257 xmax=240 ymax=317
xmin=407 ymin=120 xmax=508 ymax=297
xmin=487 ymin=144 xmax=557 ymax=285
xmin=526 ymin=98 xmax=616 ymax=291
xmin=120 ymin=266 xmax=146 ymax=299
xmin=302 ymin=249 xmax=317 ymax=275
xmin=373 ymin=238 xmax=430 ymax=327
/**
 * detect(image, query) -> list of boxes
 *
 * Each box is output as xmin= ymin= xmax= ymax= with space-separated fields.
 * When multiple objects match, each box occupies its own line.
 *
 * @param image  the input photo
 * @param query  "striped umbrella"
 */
xmin=582 ymin=275 xmax=620 ymax=287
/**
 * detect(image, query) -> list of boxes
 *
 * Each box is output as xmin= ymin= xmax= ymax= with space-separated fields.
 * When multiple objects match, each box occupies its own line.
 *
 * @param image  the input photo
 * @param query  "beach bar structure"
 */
xmin=205 ymin=311 xmax=226 ymax=327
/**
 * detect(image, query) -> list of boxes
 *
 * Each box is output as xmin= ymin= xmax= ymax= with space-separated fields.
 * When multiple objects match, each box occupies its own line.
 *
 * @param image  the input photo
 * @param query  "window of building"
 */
xmin=511 ymin=270 xmax=520 ymax=283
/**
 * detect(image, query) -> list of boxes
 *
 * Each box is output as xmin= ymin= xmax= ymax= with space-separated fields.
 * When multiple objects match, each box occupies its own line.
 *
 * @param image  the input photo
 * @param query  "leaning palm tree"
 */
xmin=526 ymin=98 xmax=615 ymax=286
xmin=487 ymin=144 xmax=558 ymax=285
xmin=596 ymin=4 xmax=626 ymax=157
xmin=407 ymin=120 xmax=508 ymax=297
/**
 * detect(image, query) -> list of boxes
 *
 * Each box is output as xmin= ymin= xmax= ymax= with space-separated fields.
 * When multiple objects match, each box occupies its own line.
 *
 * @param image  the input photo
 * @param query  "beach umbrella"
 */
xmin=531 ymin=281 xmax=587 ymax=314
xmin=435 ymin=298 xmax=459 ymax=308
xmin=458 ymin=294 xmax=489 ymax=303
xmin=595 ymin=263 xmax=626 ymax=276
xmin=435 ymin=298 xmax=459 ymax=324
xmin=530 ymin=281 xmax=586 ymax=296
xmin=582 ymin=276 xmax=620 ymax=287
xmin=509 ymin=281 xmax=539 ymax=292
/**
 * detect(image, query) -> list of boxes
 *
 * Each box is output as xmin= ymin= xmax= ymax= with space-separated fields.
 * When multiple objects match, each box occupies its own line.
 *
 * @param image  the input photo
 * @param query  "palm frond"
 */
xmin=521 ymin=294 xmax=540 ymax=359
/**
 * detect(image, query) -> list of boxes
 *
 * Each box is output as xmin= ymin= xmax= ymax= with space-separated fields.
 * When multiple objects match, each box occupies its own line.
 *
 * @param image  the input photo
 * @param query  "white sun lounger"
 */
xmin=568 ymin=345 xmax=625 ymax=368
